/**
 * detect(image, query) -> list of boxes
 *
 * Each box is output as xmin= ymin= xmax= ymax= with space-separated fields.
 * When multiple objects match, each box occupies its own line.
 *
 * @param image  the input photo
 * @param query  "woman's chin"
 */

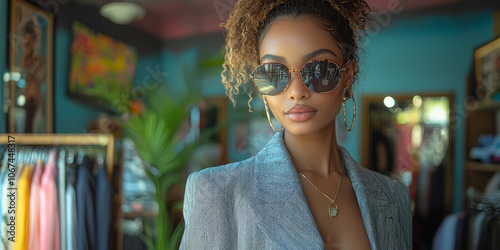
xmin=283 ymin=121 xmax=337 ymax=137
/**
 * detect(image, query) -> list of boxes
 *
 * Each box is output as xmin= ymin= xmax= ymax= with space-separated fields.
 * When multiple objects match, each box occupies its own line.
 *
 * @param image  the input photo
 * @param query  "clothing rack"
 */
xmin=0 ymin=133 xmax=117 ymax=250
xmin=466 ymin=187 xmax=500 ymax=212
xmin=0 ymin=133 xmax=114 ymax=182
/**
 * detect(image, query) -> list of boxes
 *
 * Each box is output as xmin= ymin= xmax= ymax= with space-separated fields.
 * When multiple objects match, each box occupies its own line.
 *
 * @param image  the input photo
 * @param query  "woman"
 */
xmin=180 ymin=0 xmax=412 ymax=249
xmin=20 ymin=19 xmax=44 ymax=133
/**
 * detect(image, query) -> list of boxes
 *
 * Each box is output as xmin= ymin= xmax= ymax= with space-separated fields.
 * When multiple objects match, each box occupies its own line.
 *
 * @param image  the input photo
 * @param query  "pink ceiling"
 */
xmin=126 ymin=0 xmax=461 ymax=40
xmin=133 ymin=0 xmax=226 ymax=40
xmin=366 ymin=0 xmax=460 ymax=10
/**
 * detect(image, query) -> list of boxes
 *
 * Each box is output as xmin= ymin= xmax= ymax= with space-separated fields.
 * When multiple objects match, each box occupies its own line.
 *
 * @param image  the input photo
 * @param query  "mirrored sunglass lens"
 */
xmin=301 ymin=61 xmax=340 ymax=92
xmin=252 ymin=64 xmax=289 ymax=95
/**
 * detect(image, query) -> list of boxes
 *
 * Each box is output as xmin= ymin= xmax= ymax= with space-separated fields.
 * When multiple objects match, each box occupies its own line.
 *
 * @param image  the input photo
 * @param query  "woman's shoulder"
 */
xmin=359 ymin=165 xmax=410 ymax=201
xmin=185 ymin=156 xmax=256 ymax=195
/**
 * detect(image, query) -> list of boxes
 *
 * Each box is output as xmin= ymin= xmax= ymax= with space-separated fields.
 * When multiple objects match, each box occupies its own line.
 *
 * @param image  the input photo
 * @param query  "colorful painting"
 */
xmin=8 ymin=0 xmax=53 ymax=133
xmin=68 ymin=21 xmax=137 ymax=111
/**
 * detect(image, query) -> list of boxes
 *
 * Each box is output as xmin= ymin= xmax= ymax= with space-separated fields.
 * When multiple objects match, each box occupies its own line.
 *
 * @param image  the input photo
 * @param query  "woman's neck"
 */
xmin=283 ymin=122 xmax=343 ymax=178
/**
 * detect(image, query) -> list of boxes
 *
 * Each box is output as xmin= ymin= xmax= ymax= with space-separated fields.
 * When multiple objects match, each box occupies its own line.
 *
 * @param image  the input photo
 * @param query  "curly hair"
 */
xmin=221 ymin=0 xmax=372 ymax=109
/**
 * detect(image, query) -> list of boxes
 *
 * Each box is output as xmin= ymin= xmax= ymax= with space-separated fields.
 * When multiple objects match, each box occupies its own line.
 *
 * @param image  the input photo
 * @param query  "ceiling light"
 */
xmin=100 ymin=2 xmax=145 ymax=25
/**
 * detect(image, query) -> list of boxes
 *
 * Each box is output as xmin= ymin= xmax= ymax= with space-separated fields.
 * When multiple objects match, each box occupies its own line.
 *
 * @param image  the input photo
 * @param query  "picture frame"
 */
xmin=8 ymin=0 xmax=54 ymax=132
xmin=67 ymin=21 xmax=138 ymax=112
xmin=185 ymin=96 xmax=228 ymax=174
xmin=200 ymin=97 xmax=228 ymax=164
xmin=474 ymin=36 xmax=500 ymax=100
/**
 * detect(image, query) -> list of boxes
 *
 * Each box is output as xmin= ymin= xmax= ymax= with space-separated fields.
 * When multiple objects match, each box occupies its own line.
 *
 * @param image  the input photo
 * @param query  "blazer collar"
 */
xmin=249 ymin=130 xmax=390 ymax=249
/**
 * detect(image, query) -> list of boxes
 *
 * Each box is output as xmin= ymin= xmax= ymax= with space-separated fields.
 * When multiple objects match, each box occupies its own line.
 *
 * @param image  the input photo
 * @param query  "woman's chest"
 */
xmin=300 ymin=176 xmax=372 ymax=250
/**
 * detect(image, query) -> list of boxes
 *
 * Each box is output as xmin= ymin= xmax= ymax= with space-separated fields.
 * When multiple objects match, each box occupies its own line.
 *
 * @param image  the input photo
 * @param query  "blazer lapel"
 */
xmin=339 ymin=147 xmax=394 ymax=250
xmin=249 ymin=131 xmax=324 ymax=249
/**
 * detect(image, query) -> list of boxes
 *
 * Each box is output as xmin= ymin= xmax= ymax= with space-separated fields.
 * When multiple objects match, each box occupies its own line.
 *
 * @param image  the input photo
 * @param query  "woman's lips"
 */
xmin=285 ymin=105 xmax=317 ymax=122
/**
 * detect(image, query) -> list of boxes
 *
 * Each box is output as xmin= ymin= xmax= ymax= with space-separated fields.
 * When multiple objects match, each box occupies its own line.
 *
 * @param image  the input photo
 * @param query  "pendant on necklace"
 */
xmin=329 ymin=202 xmax=338 ymax=217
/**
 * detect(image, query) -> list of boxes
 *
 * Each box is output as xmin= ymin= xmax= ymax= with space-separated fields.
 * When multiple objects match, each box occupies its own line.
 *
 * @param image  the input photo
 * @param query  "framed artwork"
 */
xmin=8 ymin=0 xmax=53 ymax=132
xmin=68 ymin=21 xmax=137 ymax=112
xmin=474 ymin=37 xmax=500 ymax=100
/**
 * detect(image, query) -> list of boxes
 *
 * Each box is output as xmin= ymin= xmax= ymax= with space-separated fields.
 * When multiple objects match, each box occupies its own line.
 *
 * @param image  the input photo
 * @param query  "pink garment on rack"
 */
xmin=39 ymin=150 xmax=60 ymax=250
xmin=28 ymin=160 xmax=42 ymax=250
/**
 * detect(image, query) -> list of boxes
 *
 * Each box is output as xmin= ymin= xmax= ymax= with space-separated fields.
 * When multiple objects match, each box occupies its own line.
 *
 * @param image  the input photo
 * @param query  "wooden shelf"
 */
xmin=471 ymin=100 xmax=500 ymax=111
xmin=466 ymin=161 xmax=500 ymax=172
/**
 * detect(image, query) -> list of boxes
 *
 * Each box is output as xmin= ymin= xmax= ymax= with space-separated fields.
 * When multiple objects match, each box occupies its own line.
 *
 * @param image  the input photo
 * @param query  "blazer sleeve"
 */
xmin=179 ymin=171 xmax=196 ymax=250
xmin=179 ymin=169 xmax=237 ymax=249
xmin=396 ymin=181 xmax=413 ymax=250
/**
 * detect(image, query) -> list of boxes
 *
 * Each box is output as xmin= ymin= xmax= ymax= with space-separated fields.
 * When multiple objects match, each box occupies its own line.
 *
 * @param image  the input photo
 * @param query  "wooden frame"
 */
xmin=8 ymin=0 xmax=53 ymax=132
xmin=474 ymin=36 xmax=500 ymax=100
xmin=361 ymin=93 xmax=455 ymax=213
xmin=201 ymin=96 xmax=228 ymax=165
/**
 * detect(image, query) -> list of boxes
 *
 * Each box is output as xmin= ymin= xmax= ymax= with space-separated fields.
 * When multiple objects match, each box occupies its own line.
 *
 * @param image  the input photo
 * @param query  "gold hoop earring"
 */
xmin=263 ymin=96 xmax=283 ymax=132
xmin=342 ymin=88 xmax=356 ymax=131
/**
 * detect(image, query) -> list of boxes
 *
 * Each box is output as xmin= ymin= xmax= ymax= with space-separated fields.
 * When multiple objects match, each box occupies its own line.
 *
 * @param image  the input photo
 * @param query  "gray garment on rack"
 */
xmin=66 ymin=184 xmax=77 ymax=250
xmin=58 ymin=150 xmax=66 ymax=250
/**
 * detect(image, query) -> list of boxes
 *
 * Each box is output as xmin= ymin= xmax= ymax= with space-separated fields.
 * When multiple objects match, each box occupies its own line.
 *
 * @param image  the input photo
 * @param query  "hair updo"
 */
xmin=221 ymin=0 xmax=372 ymax=108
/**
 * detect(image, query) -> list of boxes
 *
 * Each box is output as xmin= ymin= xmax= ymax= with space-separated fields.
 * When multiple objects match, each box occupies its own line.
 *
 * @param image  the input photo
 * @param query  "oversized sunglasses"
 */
xmin=250 ymin=59 xmax=351 ymax=96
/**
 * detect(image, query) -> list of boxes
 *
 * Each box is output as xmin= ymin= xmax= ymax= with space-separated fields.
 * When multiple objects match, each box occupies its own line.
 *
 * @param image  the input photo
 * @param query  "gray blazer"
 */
xmin=179 ymin=131 xmax=412 ymax=249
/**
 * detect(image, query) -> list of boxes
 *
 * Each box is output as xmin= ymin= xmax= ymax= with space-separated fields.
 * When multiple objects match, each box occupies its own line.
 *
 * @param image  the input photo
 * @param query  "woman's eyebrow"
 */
xmin=260 ymin=49 xmax=338 ymax=63
xmin=304 ymin=49 xmax=338 ymax=61
xmin=260 ymin=54 xmax=287 ymax=63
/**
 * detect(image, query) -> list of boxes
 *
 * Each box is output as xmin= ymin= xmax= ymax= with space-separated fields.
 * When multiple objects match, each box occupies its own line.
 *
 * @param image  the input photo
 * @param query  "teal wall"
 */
xmin=160 ymin=49 xmax=200 ymax=98
xmin=53 ymin=28 xmax=101 ymax=133
xmin=160 ymin=33 xmax=226 ymax=99
xmin=1 ymin=0 xmax=7 ymax=133
xmin=341 ymin=10 xmax=495 ymax=212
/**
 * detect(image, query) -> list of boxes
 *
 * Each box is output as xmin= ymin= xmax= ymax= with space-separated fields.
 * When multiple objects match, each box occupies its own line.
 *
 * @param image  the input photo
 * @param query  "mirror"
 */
xmin=361 ymin=93 xmax=454 ymax=249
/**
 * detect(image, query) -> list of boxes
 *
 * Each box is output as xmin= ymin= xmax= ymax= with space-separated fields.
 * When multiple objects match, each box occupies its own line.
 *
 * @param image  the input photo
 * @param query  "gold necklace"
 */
xmin=299 ymin=162 xmax=344 ymax=217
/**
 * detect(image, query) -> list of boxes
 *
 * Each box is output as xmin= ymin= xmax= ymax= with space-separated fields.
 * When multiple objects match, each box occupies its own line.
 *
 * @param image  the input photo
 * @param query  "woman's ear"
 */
xmin=344 ymin=59 xmax=356 ymax=90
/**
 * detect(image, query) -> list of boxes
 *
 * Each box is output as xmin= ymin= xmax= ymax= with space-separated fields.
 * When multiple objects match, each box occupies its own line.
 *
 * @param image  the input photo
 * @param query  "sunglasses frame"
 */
xmin=249 ymin=59 xmax=352 ymax=96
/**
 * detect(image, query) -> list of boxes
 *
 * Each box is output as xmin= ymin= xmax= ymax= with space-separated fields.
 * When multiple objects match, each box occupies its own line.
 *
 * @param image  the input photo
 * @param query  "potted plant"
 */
xmin=120 ymin=85 xmax=200 ymax=250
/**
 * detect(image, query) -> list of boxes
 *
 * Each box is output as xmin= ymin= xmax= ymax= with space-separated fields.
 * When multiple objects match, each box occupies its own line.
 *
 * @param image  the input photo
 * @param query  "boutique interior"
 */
xmin=1 ymin=0 xmax=500 ymax=249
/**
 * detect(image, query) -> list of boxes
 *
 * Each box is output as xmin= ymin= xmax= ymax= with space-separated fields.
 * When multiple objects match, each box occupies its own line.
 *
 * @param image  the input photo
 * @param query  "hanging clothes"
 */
xmin=39 ymin=150 xmax=60 ymax=250
xmin=28 ymin=160 xmax=42 ymax=250
xmin=96 ymin=164 xmax=113 ymax=250
xmin=1 ymin=161 xmax=18 ymax=250
xmin=433 ymin=212 xmax=462 ymax=250
xmin=66 ymin=160 xmax=77 ymax=250
xmin=76 ymin=156 xmax=97 ymax=250
xmin=58 ymin=150 xmax=67 ymax=250
xmin=0 ymin=141 xmax=114 ymax=250
xmin=433 ymin=185 xmax=500 ymax=250
xmin=0 ymin=155 xmax=8 ymax=250
xmin=14 ymin=165 xmax=33 ymax=250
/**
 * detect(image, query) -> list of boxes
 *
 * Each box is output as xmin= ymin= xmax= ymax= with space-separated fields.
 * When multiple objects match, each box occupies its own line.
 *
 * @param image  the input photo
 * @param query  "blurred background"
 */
xmin=1 ymin=0 xmax=500 ymax=249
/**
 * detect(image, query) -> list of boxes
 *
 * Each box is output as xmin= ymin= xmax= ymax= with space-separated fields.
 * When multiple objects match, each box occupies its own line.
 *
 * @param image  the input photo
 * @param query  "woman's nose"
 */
xmin=286 ymin=71 xmax=310 ymax=100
